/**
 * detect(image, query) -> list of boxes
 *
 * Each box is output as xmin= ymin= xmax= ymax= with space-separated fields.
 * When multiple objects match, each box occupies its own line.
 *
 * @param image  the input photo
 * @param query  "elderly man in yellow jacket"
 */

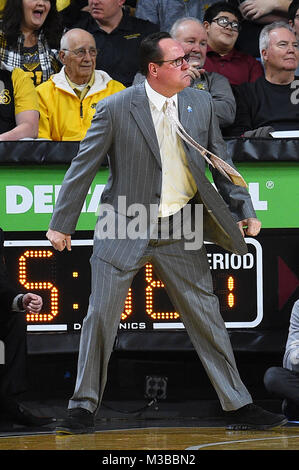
xmin=36 ymin=28 xmax=125 ymax=141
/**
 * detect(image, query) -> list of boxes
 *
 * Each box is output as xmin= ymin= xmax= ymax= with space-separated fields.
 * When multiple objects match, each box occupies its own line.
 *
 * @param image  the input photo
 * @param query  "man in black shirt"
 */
xmin=0 ymin=228 xmax=54 ymax=427
xmin=61 ymin=0 xmax=159 ymax=86
xmin=227 ymin=21 xmax=299 ymax=137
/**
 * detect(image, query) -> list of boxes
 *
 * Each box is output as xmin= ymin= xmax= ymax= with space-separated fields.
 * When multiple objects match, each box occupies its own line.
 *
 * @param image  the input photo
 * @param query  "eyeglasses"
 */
xmin=62 ymin=47 xmax=98 ymax=58
xmin=211 ymin=16 xmax=241 ymax=32
xmin=156 ymin=54 xmax=190 ymax=67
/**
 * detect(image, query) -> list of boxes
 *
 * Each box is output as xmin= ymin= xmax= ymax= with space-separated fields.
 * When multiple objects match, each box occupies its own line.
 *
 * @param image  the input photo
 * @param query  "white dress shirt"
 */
xmin=145 ymin=80 xmax=197 ymax=217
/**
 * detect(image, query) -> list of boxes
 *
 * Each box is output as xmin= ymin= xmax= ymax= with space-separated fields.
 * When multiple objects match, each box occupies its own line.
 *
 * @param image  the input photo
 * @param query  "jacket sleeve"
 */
xmin=0 ymin=263 xmax=19 ymax=314
xmin=206 ymin=72 xmax=236 ymax=128
xmin=0 ymin=228 xmax=19 ymax=314
xmin=49 ymin=100 xmax=113 ymax=234
xmin=283 ymin=300 xmax=299 ymax=371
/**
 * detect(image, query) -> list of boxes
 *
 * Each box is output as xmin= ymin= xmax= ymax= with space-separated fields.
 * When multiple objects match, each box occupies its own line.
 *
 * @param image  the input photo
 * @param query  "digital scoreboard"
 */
xmin=4 ymin=237 xmax=262 ymax=332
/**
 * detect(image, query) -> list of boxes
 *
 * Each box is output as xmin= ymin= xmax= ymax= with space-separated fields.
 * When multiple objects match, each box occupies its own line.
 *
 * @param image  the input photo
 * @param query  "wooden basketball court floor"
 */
xmin=1 ymin=425 xmax=299 ymax=451
xmin=0 ymin=414 xmax=299 ymax=451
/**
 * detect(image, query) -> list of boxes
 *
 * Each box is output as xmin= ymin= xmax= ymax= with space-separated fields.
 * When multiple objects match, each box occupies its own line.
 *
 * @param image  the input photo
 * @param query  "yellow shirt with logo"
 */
xmin=12 ymin=67 xmax=39 ymax=115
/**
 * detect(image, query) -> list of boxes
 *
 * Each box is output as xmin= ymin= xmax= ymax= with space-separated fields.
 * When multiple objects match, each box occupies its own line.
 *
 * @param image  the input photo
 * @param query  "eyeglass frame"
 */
xmin=154 ymin=54 xmax=190 ymax=67
xmin=62 ymin=47 xmax=99 ymax=58
xmin=211 ymin=16 xmax=241 ymax=33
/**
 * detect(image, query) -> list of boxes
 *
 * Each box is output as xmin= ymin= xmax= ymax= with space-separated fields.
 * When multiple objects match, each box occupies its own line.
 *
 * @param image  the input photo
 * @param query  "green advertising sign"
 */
xmin=0 ymin=162 xmax=298 ymax=231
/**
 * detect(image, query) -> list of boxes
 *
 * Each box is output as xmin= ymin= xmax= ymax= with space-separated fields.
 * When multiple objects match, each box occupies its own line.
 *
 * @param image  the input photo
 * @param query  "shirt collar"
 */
xmin=144 ymin=79 xmax=178 ymax=111
xmin=65 ymin=71 xmax=95 ymax=99
xmin=206 ymin=45 xmax=239 ymax=60
xmin=89 ymin=8 xmax=131 ymax=34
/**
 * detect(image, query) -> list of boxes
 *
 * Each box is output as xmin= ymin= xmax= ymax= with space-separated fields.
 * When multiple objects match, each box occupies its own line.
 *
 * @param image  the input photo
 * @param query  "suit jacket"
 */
xmin=49 ymin=83 xmax=256 ymax=270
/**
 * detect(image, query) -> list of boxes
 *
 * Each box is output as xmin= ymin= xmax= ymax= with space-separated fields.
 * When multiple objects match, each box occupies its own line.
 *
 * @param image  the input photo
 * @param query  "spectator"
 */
xmin=135 ymin=0 xmax=219 ymax=32
xmin=229 ymin=0 xmax=292 ymax=58
xmin=203 ymin=1 xmax=264 ymax=87
xmin=60 ymin=0 xmax=159 ymax=87
xmin=0 ymin=228 xmax=55 ymax=426
xmin=36 ymin=28 xmax=125 ymax=141
xmin=0 ymin=0 xmax=73 ymax=13
xmin=264 ymin=300 xmax=299 ymax=421
xmin=288 ymin=0 xmax=299 ymax=73
xmin=134 ymin=17 xmax=236 ymax=128
xmin=0 ymin=67 xmax=39 ymax=140
xmin=227 ymin=22 xmax=299 ymax=137
xmin=0 ymin=0 xmax=63 ymax=86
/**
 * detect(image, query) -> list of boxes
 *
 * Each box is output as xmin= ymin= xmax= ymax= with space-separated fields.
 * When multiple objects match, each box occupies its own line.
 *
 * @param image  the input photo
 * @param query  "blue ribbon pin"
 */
xmin=187 ymin=105 xmax=192 ymax=113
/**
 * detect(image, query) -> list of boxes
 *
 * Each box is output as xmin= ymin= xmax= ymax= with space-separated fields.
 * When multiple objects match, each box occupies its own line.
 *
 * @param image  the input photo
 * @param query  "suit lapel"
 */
xmin=130 ymin=84 xmax=162 ymax=167
xmin=178 ymin=90 xmax=194 ymax=138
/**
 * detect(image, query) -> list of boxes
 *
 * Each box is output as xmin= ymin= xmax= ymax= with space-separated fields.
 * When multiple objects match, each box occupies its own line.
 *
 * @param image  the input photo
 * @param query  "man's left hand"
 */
xmin=238 ymin=217 xmax=261 ymax=237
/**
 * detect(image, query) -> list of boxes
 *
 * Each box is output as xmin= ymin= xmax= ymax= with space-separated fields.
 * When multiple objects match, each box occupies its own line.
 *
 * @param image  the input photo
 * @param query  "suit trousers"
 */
xmin=69 ymin=237 xmax=252 ymax=413
xmin=264 ymin=366 xmax=299 ymax=407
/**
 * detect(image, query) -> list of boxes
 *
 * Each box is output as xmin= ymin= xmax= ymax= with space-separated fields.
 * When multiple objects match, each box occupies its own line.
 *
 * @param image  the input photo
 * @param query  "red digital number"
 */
xmin=18 ymin=250 xmax=58 ymax=322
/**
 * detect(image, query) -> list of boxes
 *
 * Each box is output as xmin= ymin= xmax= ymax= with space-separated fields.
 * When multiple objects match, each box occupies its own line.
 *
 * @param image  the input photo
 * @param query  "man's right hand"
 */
xmin=188 ymin=65 xmax=205 ymax=80
xmin=46 ymin=229 xmax=72 ymax=251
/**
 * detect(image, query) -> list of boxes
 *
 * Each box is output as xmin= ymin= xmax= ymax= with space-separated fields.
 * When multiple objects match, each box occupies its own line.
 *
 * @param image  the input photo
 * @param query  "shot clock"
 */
xmin=4 ymin=237 xmax=263 ymax=332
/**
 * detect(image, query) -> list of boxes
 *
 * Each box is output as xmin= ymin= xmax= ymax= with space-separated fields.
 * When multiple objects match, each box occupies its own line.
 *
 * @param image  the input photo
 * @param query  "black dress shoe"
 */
xmin=56 ymin=408 xmax=95 ymax=435
xmin=282 ymin=399 xmax=299 ymax=421
xmin=1 ymin=401 xmax=56 ymax=427
xmin=226 ymin=403 xmax=288 ymax=430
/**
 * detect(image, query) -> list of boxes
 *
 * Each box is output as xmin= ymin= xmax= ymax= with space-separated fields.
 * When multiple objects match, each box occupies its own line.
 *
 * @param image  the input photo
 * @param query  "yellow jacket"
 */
xmin=36 ymin=67 xmax=125 ymax=141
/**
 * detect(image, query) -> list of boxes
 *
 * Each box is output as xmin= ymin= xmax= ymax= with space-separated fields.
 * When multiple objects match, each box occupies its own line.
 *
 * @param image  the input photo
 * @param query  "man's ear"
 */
xmin=203 ymin=21 xmax=211 ymax=33
xmin=59 ymin=50 xmax=66 ymax=65
xmin=148 ymin=62 xmax=159 ymax=78
xmin=261 ymin=48 xmax=267 ymax=64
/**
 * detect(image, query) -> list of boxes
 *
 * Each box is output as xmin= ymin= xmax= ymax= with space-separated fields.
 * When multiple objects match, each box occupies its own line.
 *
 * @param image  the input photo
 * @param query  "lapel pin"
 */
xmin=187 ymin=105 xmax=192 ymax=113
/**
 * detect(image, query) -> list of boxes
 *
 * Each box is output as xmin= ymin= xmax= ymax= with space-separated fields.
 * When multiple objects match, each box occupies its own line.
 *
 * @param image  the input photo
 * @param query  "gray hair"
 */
xmin=259 ymin=21 xmax=295 ymax=64
xmin=170 ymin=16 xmax=204 ymax=38
xmin=60 ymin=32 xmax=69 ymax=51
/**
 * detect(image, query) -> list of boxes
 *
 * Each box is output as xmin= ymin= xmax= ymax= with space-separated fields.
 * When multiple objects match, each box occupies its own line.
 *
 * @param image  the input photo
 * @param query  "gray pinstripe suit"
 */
xmin=49 ymin=83 xmax=255 ymax=413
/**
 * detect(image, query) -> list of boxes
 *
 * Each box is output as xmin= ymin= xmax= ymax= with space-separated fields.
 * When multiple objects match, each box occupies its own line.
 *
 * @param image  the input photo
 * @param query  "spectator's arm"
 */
xmin=0 ymin=68 xmax=39 ymax=140
xmin=0 ymin=110 xmax=39 ymax=141
xmin=239 ymin=0 xmax=291 ymax=21
xmin=206 ymin=73 xmax=236 ymax=127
